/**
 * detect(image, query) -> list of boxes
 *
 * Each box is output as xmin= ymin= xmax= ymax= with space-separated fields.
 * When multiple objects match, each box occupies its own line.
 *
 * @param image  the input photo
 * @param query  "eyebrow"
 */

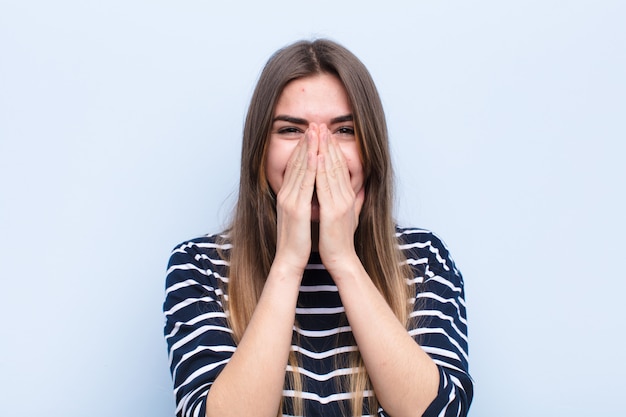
xmin=273 ymin=115 xmax=308 ymax=125
xmin=330 ymin=114 xmax=353 ymax=124
xmin=272 ymin=114 xmax=354 ymax=125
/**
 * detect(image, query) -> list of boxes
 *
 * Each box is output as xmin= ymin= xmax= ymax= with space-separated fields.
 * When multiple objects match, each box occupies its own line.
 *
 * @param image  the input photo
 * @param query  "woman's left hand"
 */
xmin=315 ymin=124 xmax=365 ymax=272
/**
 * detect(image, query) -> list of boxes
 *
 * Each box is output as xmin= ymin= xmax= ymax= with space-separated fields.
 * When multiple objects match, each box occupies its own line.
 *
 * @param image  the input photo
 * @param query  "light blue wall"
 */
xmin=1 ymin=1 xmax=624 ymax=416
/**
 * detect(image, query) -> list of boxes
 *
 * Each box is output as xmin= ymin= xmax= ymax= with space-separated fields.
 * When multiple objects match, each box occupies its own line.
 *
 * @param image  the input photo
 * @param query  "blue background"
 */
xmin=1 ymin=1 xmax=624 ymax=415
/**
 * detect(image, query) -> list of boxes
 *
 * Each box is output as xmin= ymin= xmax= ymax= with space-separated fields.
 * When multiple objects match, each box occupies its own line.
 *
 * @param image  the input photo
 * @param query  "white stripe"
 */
xmin=195 ymin=253 xmax=229 ymax=266
xmin=166 ymin=262 xmax=211 ymax=277
xmin=396 ymin=228 xmax=429 ymax=237
xmin=165 ymin=312 xmax=227 ymax=340
xmin=171 ymin=239 xmax=231 ymax=254
xmin=290 ymin=345 xmax=357 ymax=359
xmin=177 ymin=384 xmax=210 ymax=415
xmin=166 ymin=262 xmax=227 ymax=285
xmin=410 ymin=309 xmax=468 ymax=344
xmin=193 ymin=242 xmax=231 ymax=250
xmin=169 ymin=325 xmax=233 ymax=366
xmin=433 ymin=359 xmax=467 ymax=375
xmin=174 ymin=360 xmax=228 ymax=396
xmin=450 ymin=374 xmax=465 ymax=392
xmin=192 ymin=402 xmax=202 ymax=417
xmin=399 ymin=240 xmax=451 ymax=271
xmin=294 ymin=325 xmax=352 ymax=337
xmin=299 ymin=284 xmax=338 ymax=292
xmin=164 ymin=296 xmax=217 ymax=317
xmin=406 ymin=257 xmax=428 ymax=266
xmin=398 ymin=229 xmax=459 ymax=277
xmin=296 ymin=306 xmax=344 ymax=315
xmin=437 ymin=380 xmax=457 ymax=417
xmin=286 ymin=365 xmax=358 ymax=381
xmin=422 ymin=346 xmax=461 ymax=362
xmin=410 ymin=327 xmax=469 ymax=362
xmin=425 ymin=275 xmax=463 ymax=294
xmin=416 ymin=292 xmax=467 ymax=327
xmin=172 ymin=344 xmax=235 ymax=381
xmin=407 ymin=276 xmax=425 ymax=285
xmin=165 ymin=279 xmax=213 ymax=296
xmin=282 ymin=389 xmax=374 ymax=404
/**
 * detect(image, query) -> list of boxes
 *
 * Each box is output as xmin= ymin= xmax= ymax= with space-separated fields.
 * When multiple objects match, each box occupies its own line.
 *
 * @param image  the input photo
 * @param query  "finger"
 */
xmin=325 ymin=130 xmax=352 ymax=197
xmin=333 ymin=136 xmax=352 ymax=185
xmin=306 ymin=124 xmax=319 ymax=162
xmin=318 ymin=123 xmax=329 ymax=160
xmin=280 ymin=137 xmax=308 ymax=195
xmin=296 ymin=128 xmax=318 ymax=205
xmin=315 ymin=133 xmax=332 ymax=203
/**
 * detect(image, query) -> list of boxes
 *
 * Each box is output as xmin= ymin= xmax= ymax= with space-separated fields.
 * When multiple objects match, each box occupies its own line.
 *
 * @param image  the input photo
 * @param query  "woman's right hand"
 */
xmin=273 ymin=125 xmax=319 ymax=273
xmin=206 ymin=129 xmax=319 ymax=417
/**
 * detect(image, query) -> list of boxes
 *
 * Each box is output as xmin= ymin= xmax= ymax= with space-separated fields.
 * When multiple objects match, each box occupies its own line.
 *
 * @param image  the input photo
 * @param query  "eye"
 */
xmin=277 ymin=126 xmax=304 ymax=136
xmin=335 ymin=126 xmax=355 ymax=136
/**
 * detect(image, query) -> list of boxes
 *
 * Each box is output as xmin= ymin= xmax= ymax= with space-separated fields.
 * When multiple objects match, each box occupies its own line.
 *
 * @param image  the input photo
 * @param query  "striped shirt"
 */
xmin=163 ymin=227 xmax=473 ymax=416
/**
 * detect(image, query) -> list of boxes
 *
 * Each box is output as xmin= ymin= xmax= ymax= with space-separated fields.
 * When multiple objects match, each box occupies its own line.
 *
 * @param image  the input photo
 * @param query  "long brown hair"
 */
xmin=219 ymin=39 xmax=413 ymax=417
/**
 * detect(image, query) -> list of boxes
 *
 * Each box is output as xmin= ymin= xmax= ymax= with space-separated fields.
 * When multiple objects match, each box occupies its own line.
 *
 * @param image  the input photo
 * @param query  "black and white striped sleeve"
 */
xmin=163 ymin=237 xmax=235 ymax=417
xmin=398 ymin=228 xmax=474 ymax=417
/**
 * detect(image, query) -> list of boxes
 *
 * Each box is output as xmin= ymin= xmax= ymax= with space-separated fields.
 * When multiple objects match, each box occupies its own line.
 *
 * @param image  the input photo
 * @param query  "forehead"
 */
xmin=274 ymin=73 xmax=352 ymax=118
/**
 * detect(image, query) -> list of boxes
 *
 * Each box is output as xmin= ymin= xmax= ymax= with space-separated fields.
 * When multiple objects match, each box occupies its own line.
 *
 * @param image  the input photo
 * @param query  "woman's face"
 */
xmin=265 ymin=73 xmax=365 ymax=221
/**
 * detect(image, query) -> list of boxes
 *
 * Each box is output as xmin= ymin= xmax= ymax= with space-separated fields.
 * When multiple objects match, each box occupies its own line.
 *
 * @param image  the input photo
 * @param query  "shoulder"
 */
xmin=165 ymin=233 xmax=231 ymax=292
xmin=395 ymin=226 xmax=453 ymax=259
xmin=168 ymin=233 xmax=231 ymax=267
xmin=396 ymin=226 xmax=463 ymax=286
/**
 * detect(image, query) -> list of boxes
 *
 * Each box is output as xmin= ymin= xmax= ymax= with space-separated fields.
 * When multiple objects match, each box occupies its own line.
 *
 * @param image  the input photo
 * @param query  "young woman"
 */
xmin=164 ymin=39 xmax=473 ymax=417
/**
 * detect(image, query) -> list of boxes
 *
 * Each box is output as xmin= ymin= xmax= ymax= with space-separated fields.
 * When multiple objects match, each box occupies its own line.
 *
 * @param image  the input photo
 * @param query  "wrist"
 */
xmin=269 ymin=256 xmax=307 ymax=284
xmin=322 ymin=253 xmax=364 ymax=282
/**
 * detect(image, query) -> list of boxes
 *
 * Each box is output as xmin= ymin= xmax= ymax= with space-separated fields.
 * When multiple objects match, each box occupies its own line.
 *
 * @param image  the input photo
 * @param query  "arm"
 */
xmin=205 ymin=131 xmax=320 ymax=416
xmin=204 ymin=262 xmax=302 ymax=416
xmin=315 ymin=128 xmax=436 ymax=415
xmin=164 ymin=241 xmax=305 ymax=417
xmin=331 ymin=231 xmax=473 ymax=417
xmin=166 ymin=130 xmax=321 ymax=417
xmin=327 ymin=257 xmax=440 ymax=416
xmin=315 ymin=128 xmax=472 ymax=416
